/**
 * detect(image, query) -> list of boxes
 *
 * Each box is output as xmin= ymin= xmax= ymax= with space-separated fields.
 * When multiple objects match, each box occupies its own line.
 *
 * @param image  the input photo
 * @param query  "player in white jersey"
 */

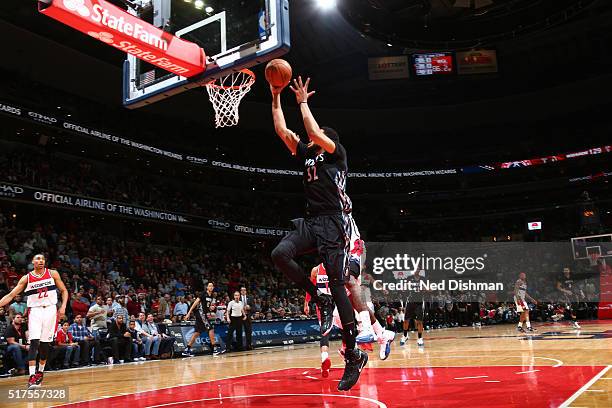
xmin=0 ymin=254 xmax=68 ymax=388
xmin=514 ymin=272 xmax=538 ymax=333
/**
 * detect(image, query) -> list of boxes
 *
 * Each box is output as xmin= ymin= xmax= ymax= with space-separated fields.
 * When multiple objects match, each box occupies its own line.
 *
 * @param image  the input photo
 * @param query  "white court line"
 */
xmin=301 ymin=371 xmax=309 ymax=375
xmin=386 ymin=379 xmax=421 ymax=382
xmin=454 ymin=376 xmax=488 ymax=380
xmin=485 ymin=381 xmax=501 ymax=383
xmin=515 ymin=370 xmax=540 ymax=374
xmin=584 ymin=389 xmax=604 ymax=392
xmin=383 ymin=355 xmax=564 ymax=367
xmin=305 ymin=376 xmax=318 ymax=380
xmin=559 ymin=365 xmax=612 ymax=408
xmin=145 ymin=393 xmax=388 ymax=408
xmin=268 ymin=379 xmax=280 ymax=382
xmin=49 ymin=366 xmax=292 ymax=407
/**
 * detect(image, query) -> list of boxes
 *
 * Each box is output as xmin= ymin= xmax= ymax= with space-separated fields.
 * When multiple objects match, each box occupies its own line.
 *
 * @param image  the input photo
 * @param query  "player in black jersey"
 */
xmin=270 ymin=77 xmax=367 ymax=391
xmin=183 ymin=282 xmax=223 ymax=356
xmin=401 ymin=272 xmax=426 ymax=347
xmin=556 ymin=267 xmax=581 ymax=329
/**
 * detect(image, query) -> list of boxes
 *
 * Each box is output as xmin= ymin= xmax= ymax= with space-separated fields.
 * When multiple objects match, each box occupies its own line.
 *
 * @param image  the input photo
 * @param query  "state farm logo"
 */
xmin=87 ymin=31 xmax=114 ymax=44
xmin=64 ymin=0 xmax=90 ymax=17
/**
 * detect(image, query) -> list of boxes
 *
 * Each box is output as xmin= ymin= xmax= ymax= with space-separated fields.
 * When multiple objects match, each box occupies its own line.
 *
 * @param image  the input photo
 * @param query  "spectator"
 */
xmin=126 ymin=295 xmax=140 ymax=319
xmin=5 ymin=313 xmax=28 ymax=375
xmin=71 ymin=293 xmax=90 ymax=321
xmin=107 ymin=315 xmax=130 ymax=364
xmin=141 ymin=313 xmax=162 ymax=359
xmin=105 ymin=297 xmax=115 ymax=318
xmin=226 ymin=291 xmax=245 ymax=352
xmin=55 ymin=321 xmax=81 ymax=369
xmin=173 ymin=296 xmax=188 ymax=322
xmin=127 ymin=320 xmax=145 ymax=361
xmin=135 ymin=312 xmax=159 ymax=360
xmin=69 ymin=314 xmax=100 ymax=365
xmin=112 ymin=296 xmax=129 ymax=322
xmin=158 ymin=294 xmax=172 ymax=321
xmin=8 ymin=294 xmax=26 ymax=321
xmin=87 ymin=296 xmax=108 ymax=338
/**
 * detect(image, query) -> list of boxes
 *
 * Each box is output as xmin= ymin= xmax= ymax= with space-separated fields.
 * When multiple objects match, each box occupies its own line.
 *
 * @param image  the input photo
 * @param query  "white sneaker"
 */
xmin=417 ymin=338 xmax=424 ymax=347
xmin=356 ymin=329 xmax=377 ymax=344
xmin=139 ymin=357 xmax=146 ymax=361
xmin=378 ymin=330 xmax=395 ymax=360
xmin=400 ymin=335 xmax=406 ymax=346
xmin=108 ymin=357 xmax=114 ymax=365
xmin=573 ymin=321 xmax=581 ymax=329
xmin=119 ymin=360 xmax=124 ymax=364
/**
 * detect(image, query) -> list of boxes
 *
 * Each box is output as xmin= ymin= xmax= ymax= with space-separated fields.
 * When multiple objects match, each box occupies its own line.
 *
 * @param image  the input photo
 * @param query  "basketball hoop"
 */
xmin=589 ymin=253 xmax=601 ymax=267
xmin=205 ymin=69 xmax=255 ymax=128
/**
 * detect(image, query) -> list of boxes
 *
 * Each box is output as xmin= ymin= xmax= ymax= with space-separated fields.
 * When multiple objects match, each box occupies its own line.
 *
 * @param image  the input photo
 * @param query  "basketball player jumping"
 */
xmin=515 ymin=272 xmax=538 ymax=333
xmin=0 ymin=254 xmax=68 ymax=388
xmin=183 ymin=282 xmax=223 ymax=356
xmin=270 ymin=77 xmax=367 ymax=391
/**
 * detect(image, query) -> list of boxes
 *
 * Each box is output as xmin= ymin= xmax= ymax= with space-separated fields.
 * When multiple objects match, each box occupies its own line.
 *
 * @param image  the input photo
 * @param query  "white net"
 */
xmin=205 ymin=69 xmax=255 ymax=128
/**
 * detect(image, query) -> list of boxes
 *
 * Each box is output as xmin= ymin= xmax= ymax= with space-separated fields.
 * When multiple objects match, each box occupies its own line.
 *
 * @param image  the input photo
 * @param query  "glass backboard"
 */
xmin=122 ymin=0 xmax=290 ymax=108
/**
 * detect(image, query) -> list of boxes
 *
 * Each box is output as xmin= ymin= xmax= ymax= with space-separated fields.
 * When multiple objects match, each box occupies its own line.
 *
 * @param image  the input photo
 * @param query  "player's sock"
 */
xmin=38 ymin=363 xmax=45 ymax=372
xmin=517 ymin=322 xmax=523 ymax=328
xmin=372 ymin=321 xmax=384 ymax=339
xmin=29 ymin=365 xmax=36 ymax=376
xmin=525 ymin=320 xmax=531 ymax=329
xmin=321 ymin=351 xmax=329 ymax=362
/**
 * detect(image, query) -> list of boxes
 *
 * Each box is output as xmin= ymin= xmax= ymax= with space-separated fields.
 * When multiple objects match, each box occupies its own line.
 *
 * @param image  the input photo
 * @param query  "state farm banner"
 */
xmin=368 ymin=56 xmax=410 ymax=80
xmin=0 ymin=182 xmax=289 ymax=237
xmin=39 ymin=0 xmax=205 ymax=77
xmin=456 ymin=50 xmax=498 ymax=75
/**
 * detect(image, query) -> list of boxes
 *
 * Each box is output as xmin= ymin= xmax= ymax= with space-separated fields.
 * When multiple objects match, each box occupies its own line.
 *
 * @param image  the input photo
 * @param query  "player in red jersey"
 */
xmin=0 ymin=254 xmax=69 ymax=388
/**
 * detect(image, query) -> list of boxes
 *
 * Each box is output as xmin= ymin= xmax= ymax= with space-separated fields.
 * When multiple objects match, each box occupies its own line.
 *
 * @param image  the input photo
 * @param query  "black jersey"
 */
xmin=295 ymin=141 xmax=352 ymax=217
xmin=196 ymin=292 xmax=216 ymax=320
xmin=557 ymin=274 xmax=575 ymax=292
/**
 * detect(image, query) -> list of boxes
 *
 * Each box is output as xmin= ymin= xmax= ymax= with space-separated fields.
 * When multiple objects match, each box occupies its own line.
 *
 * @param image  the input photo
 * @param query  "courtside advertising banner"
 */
xmin=368 ymin=56 xmax=410 ymax=80
xmin=456 ymin=50 xmax=499 ymax=75
xmin=364 ymin=242 xmax=601 ymax=303
xmin=38 ymin=0 xmax=205 ymax=77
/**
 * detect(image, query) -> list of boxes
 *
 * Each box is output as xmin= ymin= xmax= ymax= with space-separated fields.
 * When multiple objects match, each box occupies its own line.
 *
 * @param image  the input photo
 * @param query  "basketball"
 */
xmin=265 ymin=59 xmax=292 ymax=88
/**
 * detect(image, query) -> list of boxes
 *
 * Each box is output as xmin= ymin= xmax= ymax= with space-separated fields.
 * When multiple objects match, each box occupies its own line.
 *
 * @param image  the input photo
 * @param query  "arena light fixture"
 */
xmin=205 ymin=6 xmax=214 ymax=13
xmin=316 ymin=0 xmax=337 ymax=11
xmin=194 ymin=0 xmax=204 ymax=10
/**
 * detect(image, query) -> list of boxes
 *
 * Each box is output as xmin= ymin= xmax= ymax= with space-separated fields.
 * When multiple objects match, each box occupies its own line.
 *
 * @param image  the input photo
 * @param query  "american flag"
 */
xmin=139 ymin=70 xmax=156 ymax=86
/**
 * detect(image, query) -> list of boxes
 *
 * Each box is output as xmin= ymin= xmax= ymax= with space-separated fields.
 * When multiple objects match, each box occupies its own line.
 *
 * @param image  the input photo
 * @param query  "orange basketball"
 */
xmin=265 ymin=59 xmax=292 ymax=88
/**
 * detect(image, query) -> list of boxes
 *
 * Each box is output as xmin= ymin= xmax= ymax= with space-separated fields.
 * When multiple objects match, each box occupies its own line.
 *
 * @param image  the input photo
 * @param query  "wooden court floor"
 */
xmin=1 ymin=321 xmax=610 ymax=407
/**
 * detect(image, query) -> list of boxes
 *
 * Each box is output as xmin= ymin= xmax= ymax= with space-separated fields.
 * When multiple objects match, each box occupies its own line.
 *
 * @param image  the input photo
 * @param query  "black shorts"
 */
xmin=195 ymin=315 xmax=211 ymax=333
xmin=405 ymin=302 xmax=424 ymax=321
xmin=281 ymin=214 xmax=353 ymax=284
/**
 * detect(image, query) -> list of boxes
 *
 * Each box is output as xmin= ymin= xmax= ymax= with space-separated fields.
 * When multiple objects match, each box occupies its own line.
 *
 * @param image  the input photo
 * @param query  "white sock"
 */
xmin=517 ymin=322 xmax=523 ymax=328
xmin=359 ymin=311 xmax=372 ymax=331
xmin=372 ymin=321 xmax=384 ymax=338
xmin=29 ymin=365 xmax=36 ymax=376
xmin=321 ymin=351 xmax=328 ymax=362
xmin=39 ymin=363 xmax=45 ymax=372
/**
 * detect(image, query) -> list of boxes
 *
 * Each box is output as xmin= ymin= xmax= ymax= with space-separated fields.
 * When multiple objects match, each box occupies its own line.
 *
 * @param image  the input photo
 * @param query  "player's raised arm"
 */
xmin=271 ymin=85 xmax=300 ymax=155
xmin=290 ymin=76 xmax=335 ymax=154
xmin=0 ymin=275 xmax=27 ymax=307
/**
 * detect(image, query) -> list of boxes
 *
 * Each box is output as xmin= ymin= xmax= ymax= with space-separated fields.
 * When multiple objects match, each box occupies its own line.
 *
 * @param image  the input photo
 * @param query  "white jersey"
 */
xmin=515 ymin=279 xmax=527 ymax=302
xmin=25 ymin=268 xmax=58 ymax=308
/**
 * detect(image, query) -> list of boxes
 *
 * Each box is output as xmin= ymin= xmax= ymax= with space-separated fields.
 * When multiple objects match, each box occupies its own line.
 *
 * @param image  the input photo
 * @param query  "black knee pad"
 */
xmin=28 ymin=339 xmax=40 ymax=361
xmin=38 ymin=342 xmax=50 ymax=361
xmin=348 ymin=258 xmax=360 ymax=279
xmin=320 ymin=334 xmax=330 ymax=348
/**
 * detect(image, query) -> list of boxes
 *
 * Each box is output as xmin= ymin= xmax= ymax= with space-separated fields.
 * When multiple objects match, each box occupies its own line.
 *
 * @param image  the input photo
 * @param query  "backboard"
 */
xmin=571 ymin=233 xmax=612 ymax=260
xmin=122 ymin=0 xmax=290 ymax=108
